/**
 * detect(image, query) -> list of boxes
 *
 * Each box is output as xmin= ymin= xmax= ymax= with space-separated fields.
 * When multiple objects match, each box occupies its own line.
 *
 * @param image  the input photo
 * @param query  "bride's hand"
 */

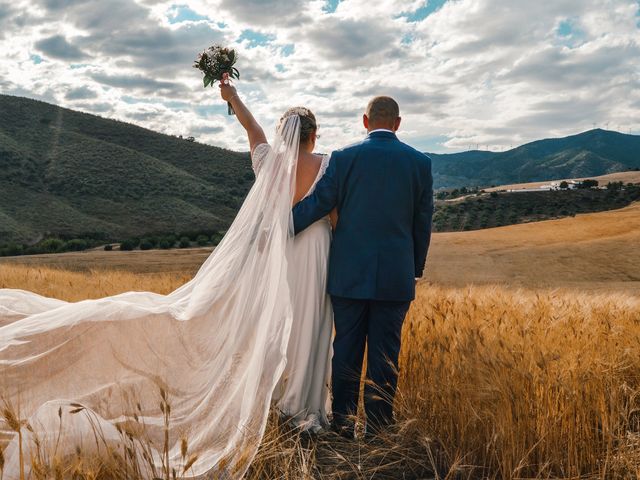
xmin=219 ymin=77 xmax=238 ymax=102
xmin=217 ymin=75 xmax=266 ymax=152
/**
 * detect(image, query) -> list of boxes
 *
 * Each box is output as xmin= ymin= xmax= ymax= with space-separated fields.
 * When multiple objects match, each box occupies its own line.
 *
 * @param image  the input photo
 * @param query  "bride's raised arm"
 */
xmin=219 ymin=81 xmax=267 ymax=154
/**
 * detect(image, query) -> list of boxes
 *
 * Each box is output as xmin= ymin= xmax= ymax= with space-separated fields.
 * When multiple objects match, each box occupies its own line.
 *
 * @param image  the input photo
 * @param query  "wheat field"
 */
xmin=2 ymin=261 xmax=640 ymax=479
xmin=2 ymin=205 xmax=640 ymax=478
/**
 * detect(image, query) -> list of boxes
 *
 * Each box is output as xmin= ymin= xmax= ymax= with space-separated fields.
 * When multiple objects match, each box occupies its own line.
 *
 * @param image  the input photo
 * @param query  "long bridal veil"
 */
xmin=0 ymin=116 xmax=302 ymax=479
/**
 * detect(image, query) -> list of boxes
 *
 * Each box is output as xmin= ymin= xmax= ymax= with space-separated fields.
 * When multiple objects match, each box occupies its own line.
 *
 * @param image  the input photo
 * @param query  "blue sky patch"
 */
xmin=281 ymin=44 xmax=295 ymax=57
xmin=238 ymin=29 xmax=275 ymax=48
xmin=401 ymin=33 xmax=414 ymax=45
xmin=323 ymin=0 xmax=341 ymax=14
xmin=556 ymin=18 xmax=585 ymax=47
xmin=402 ymin=0 xmax=447 ymax=22
xmin=557 ymin=19 xmax=574 ymax=37
xmin=30 ymin=54 xmax=43 ymax=64
xmin=167 ymin=4 xmax=209 ymax=24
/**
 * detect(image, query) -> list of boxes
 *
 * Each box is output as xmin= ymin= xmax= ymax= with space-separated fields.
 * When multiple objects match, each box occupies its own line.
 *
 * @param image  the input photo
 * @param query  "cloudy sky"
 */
xmin=1 ymin=0 xmax=639 ymax=153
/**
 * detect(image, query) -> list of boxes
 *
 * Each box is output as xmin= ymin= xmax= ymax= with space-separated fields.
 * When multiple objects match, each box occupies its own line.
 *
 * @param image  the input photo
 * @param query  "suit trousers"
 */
xmin=330 ymin=295 xmax=411 ymax=431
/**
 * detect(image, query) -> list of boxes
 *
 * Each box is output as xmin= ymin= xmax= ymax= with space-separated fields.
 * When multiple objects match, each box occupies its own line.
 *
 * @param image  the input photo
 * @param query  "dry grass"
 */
xmin=2 ymin=262 xmax=640 ymax=478
xmin=0 ymin=247 xmax=213 ymax=275
xmin=0 ymin=264 xmax=191 ymax=301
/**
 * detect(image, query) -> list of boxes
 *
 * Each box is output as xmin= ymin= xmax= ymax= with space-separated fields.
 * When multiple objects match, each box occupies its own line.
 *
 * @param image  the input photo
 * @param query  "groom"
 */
xmin=292 ymin=96 xmax=434 ymax=437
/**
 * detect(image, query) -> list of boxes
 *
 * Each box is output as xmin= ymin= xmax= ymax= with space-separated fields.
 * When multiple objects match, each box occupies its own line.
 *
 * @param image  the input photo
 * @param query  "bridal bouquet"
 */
xmin=193 ymin=44 xmax=240 ymax=115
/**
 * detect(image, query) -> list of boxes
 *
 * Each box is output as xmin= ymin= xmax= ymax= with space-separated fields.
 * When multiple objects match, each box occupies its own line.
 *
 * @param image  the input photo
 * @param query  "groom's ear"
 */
xmin=394 ymin=116 xmax=402 ymax=132
xmin=363 ymin=114 xmax=369 ymax=130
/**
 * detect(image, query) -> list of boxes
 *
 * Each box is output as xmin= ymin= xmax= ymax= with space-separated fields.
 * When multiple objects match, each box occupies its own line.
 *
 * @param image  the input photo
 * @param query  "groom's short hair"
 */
xmin=366 ymin=96 xmax=400 ymax=124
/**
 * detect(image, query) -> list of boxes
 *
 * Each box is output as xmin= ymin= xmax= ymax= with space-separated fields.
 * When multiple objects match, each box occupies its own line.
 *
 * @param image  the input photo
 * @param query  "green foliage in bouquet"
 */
xmin=193 ymin=45 xmax=240 ymax=114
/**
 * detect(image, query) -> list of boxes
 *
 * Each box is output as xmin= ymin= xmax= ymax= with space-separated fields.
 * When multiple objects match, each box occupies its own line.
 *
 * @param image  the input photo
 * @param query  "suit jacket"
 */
xmin=292 ymin=130 xmax=434 ymax=302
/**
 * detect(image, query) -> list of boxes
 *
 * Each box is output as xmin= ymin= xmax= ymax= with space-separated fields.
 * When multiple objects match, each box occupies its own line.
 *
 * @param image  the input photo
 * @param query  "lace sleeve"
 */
xmin=309 ymin=153 xmax=331 ymax=192
xmin=318 ymin=153 xmax=331 ymax=179
xmin=251 ymin=143 xmax=271 ymax=175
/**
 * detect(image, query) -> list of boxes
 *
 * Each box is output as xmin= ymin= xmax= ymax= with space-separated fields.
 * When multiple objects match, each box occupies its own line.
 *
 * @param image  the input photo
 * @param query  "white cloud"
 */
xmin=0 ymin=0 xmax=638 ymax=153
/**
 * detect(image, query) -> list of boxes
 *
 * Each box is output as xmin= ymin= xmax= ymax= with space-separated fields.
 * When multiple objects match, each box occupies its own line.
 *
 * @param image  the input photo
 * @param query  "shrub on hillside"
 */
xmin=145 ymin=237 xmax=159 ymax=248
xmin=139 ymin=239 xmax=153 ymax=250
xmin=39 ymin=238 xmax=65 ymax=253
xmin=196 ymin=234 xmax=209 ymax=246
xmin=158 ymin=235 xmax=176 ymax=249
xmin=165 ymin=235 xmax=177 ymax=245
xmin=0 ymin=243 xmax=23 ymax=256
xmin=211 ymin=232 xmax=224 ymax=245
xmin=119 ymin=239 xmax=137 ymax=251
xmin=179 ymin=236 xmax=191 ymax=248
xmin=104 ymin=244 xmax=113 ymax=251
xmin=65 ymin=239 xmax=88 ymax=251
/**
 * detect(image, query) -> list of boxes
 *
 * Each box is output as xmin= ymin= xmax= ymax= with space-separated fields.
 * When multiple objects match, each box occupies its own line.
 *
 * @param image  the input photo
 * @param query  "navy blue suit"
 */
xmin=292 ymin=130 xmax=434 ymax=430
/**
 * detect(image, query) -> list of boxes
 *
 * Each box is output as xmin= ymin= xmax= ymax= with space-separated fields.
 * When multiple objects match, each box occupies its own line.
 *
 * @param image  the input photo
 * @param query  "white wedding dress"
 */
xmin=0 ymin=115 xmax=332 ymax=479
xmin=251 ymin=143 xmax=333 ymax=433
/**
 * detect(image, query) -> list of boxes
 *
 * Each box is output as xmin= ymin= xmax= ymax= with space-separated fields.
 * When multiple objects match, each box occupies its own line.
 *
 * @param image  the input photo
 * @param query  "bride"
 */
xmin=220 ymin=81 xmax=334 ymax=433
xmin=0 ymin=82 xmax=333 ymax=479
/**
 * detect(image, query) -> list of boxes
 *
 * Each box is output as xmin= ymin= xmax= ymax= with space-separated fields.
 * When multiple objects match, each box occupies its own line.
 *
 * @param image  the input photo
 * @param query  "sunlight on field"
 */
xmin=0 ymin=264 xmax=191 ymax=301
xmin=426 ymin=201 xmax=640 ymax=294
xmin=401 ymin=285 xmax=640 ymax=478
xmin=2 ymin=264 xmax=640 ymax=478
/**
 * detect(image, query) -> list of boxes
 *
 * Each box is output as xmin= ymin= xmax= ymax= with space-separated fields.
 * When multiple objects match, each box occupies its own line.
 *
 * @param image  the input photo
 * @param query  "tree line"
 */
xmin=0 ymin=230 xmax=226 ymax=257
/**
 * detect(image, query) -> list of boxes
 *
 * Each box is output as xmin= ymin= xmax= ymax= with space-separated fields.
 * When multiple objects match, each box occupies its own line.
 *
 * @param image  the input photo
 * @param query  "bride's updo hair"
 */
xmin=278 ymin=107 xmax=317 ymax=143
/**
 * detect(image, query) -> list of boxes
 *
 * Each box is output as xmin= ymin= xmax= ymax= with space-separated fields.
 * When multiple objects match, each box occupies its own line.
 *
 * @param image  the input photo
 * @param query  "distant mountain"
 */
xmin=428 ymin=129 xmax=640 ymax=189
xmin=0 ymin=94 xmax=252 ymax=245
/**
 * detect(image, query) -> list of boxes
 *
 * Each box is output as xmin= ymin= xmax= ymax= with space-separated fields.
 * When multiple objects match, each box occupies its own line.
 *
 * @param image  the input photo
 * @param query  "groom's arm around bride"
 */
xmin=292 ymin=96 xmax=434 ymax=437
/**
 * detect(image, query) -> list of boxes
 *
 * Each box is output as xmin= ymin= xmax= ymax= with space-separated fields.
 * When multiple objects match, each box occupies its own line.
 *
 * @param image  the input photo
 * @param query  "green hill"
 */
xmin=429 ymin=129 xmax=640 ymax=189
xmin=2 ymin=94 xmax=639 ymax=250
xmin=0 ymin=94 xmax=252 ymax=245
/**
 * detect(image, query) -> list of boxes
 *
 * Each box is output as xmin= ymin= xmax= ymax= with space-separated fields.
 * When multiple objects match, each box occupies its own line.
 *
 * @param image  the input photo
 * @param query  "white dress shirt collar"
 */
xmin=368 ymin=128 xmax=395 ymax=134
